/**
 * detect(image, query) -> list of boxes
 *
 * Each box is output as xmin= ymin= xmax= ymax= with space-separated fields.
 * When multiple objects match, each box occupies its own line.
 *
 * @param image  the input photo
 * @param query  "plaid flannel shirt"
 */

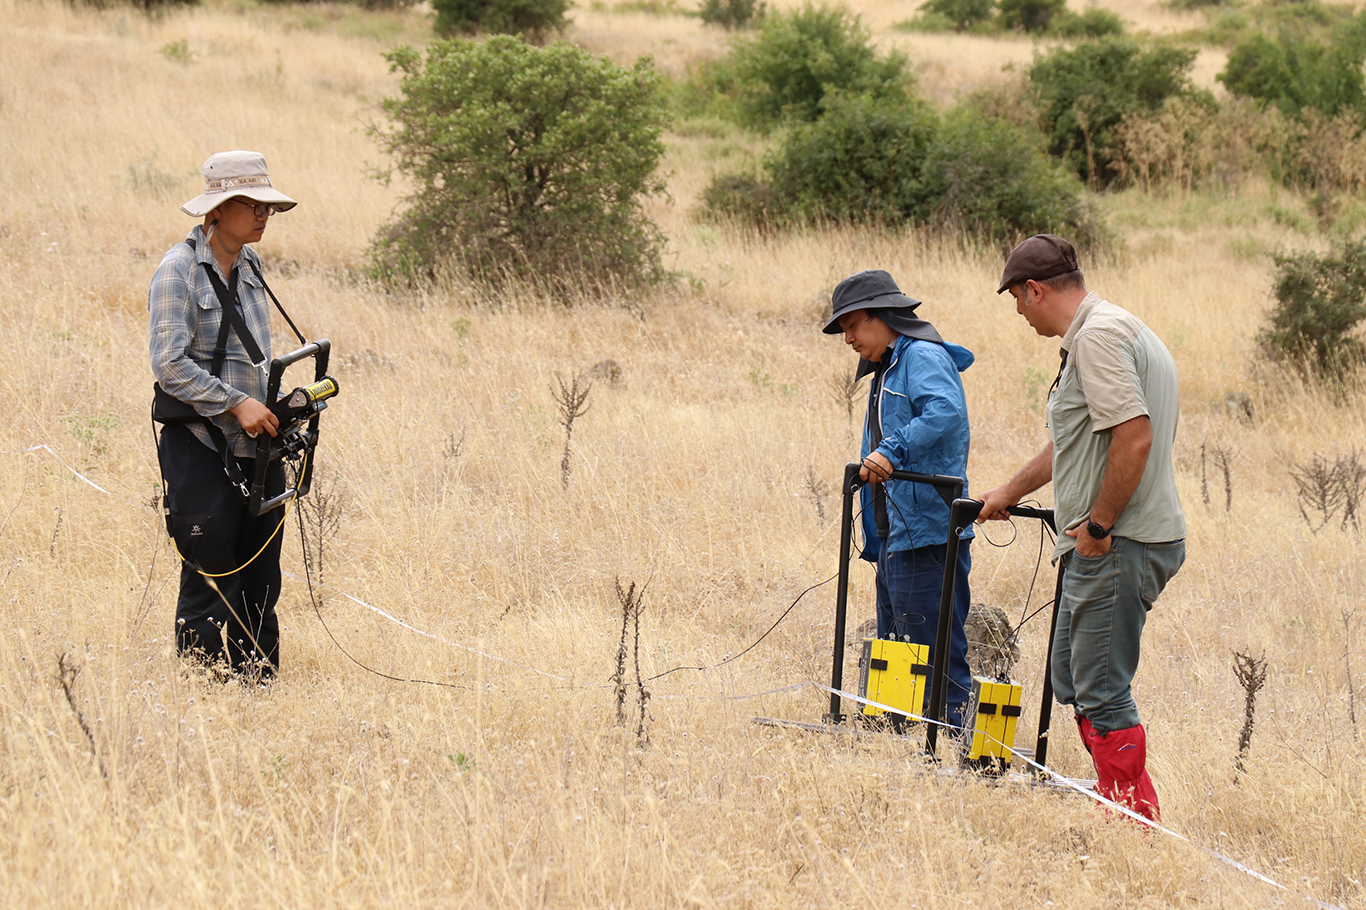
xmin=148 ymin=225 xmax=272 ymax=457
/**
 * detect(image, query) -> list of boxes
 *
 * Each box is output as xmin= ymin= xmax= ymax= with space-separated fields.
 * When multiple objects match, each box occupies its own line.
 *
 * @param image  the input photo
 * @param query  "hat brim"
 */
xmin=181 ymin=187 xmax=298 ymax=217
xmin=822 ymin=291 xmax=921 ymax=334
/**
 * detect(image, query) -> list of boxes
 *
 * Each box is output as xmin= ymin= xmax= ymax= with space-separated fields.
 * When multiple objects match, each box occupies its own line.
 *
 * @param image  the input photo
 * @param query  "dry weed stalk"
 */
xmin=551 ymin=372 xmax=592 ymax=489
xmin=1232 ymin=649 xmax=1268 ymax=782
xmin=1344 ymin=609 xmax=1359 ymax=738
xmin=299 ymin=476 xmax=346 ymax=588
xmin=55 ymin=653 xmax=107 ymax=781
xmin=1200 ymin=440 xmax=1235 ymax=511
xmin=804 ymin=464 xmax=830 ymax=525
xmin=49 ymin=506 xmax=63 ymax=557
xmin=829 ymin=368 xmax=859 ymax=424
xmin=1291 ymin=450 xmax=1366 ymax=533
xmin=610 ymin=578 xmax=651 ymax=747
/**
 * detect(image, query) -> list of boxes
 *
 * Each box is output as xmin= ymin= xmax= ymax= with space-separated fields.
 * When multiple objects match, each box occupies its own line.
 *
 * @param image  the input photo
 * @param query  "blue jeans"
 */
xmin=875 ymin=540 xmax=973 ymax=725
xmin=1052 ymin=537 xmax=1185 ymax=733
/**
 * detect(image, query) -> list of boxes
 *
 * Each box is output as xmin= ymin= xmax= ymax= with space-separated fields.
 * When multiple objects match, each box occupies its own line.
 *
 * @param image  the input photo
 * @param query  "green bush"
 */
xmin=919 ymin=0 xmax=995 ymax=32
xmin=1260 ymin=239 xmax=1366 ymax=378
xmin=698 ymin=0 xmax=766 ymax=29
xmin=700 ymin=173 xmax=780 ymax=224
xmin=370 ymin=39 xmax=670 ymax=297
xmin=1219 ymin=30 xmax=1366 ymax=117
xmin=765 ymin=91 xmax=939 ymax=224
xmin=999 ymin=0 xmax=1065 ymax=33
xmin=1029 ymin=37 xmax=1198 ymax=185
xmin=707 ymin=92 xmax=1103 ymax=245
xmin=894 ymin=11 xmax=960 ymax=34
xmin=431 ymin=0 xmax=570 ymax=40
xmin=916 ymin=109 xmax=1102 ymax=245
xmin=721 ymin=3 xmax=913 ymax=131
xmin=1049 ymin=8 xmax=1124 ymax=38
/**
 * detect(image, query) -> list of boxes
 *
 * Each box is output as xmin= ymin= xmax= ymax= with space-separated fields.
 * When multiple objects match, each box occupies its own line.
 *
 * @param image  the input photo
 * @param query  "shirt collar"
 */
xmin=1060 ymin=291 xmax=1102 ymax=354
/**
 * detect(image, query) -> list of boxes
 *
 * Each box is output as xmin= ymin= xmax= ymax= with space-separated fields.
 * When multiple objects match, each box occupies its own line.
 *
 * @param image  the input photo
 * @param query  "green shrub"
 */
xmin=700 ymin=173 xmax=780 ymax=224
xmin=894 ymin=11 xmax=959 ymax=33
xmin=76 ymin=0 xmax=196 ymax=9
xmin=919 ymin=0 xmax=995 ymax=32
xmin=431 ymin=0 xmax=570 ymax=40
xmin=710 ymin=92 xmax=1103 ymax=245
xmin=1218 ymin=30 xmax=1366 ymax=117
xmin=999 ymin=0 xmax=1065 ymax=33
xmin=721 ymin=3 xmax=913 ymax=131
xmin=1260 ymin=239 xmax=1366 ymax=378
xmin=698 ymin=0 xmax=766 ymax=29
xmin=1049 ymin=8 xmax=1124 ymax=38
xmin=370 ymin=39 xmax=670 ymax=297
xmin=917 ymin=109 xmax=1101 ymax=245
xmin=765 ymin=91 xmax=938 ymax=224
xmin=1029 ymin=37 xmax=1197 ymax=185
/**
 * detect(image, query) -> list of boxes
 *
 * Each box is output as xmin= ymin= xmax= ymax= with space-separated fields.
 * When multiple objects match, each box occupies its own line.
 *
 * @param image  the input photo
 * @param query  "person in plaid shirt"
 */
xmin=149 ymin=150 xmax=297 ymax=680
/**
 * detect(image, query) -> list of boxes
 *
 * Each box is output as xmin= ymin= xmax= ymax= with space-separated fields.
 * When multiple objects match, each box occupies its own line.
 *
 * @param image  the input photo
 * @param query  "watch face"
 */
xmin=1087 ymin=521 xmax=1109 ymax=539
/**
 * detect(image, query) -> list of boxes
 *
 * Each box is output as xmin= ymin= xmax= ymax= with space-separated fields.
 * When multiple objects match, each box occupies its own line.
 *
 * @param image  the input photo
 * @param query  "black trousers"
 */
xmin=157 ymin=424 xmax=286 ymax=676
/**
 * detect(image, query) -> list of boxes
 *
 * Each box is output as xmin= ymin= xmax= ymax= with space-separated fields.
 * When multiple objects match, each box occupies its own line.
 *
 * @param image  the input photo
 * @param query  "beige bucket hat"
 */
xmin=180 ymin=150 xmax=297 ymax=217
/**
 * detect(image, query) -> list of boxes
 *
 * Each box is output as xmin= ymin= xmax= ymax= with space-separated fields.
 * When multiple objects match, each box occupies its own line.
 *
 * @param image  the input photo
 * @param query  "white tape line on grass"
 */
xmin=813 ymin=682 xmax=1345 ymax=910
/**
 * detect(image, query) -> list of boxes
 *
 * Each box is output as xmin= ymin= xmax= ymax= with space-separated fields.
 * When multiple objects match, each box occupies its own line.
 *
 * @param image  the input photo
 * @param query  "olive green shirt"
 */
xmin=1047 ymin=292 xmax=1186 ymax=560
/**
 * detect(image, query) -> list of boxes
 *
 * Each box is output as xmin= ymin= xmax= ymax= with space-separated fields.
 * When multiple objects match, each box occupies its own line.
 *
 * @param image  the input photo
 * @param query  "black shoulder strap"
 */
xmin=200 ymin=263 xmax=266 ymax=368
xmin=249 ymin=259 xmax=307 ymax=346
xmin=187 ymin=235 xmax=307 ymax=346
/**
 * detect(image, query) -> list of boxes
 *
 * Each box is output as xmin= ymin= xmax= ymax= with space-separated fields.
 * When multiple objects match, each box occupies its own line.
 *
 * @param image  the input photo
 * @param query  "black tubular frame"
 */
xmin=824 ymin=463 xmax=1063 ymax=765
xmin=247 ymin=339 xmax=330 ymax=517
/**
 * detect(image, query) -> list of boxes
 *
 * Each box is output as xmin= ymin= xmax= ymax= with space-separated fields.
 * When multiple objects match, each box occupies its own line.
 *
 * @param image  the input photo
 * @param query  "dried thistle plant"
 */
xmin=1212 ymin=444 xmax=1235 ymax=513
xmin=1232 ymin=649 xmax=1268 ymax=782
xmin=55 ymin=653 xmax=107 ymax=781
xmin=300 ymin=476 xmax=346 ymax=588
xmin=610 ymin=578 xmax=651 ymax=747
xmin=829 ymin=369 xmax=859 ymax=424
xmin=551 ymin=372 xmax=592 ymax=489
xmin=1344 ymin=609 xmax=1359 ymax=739
xmin=804 ymin=464 xmax=830 ymax=525
xmin=1291 ymin=450 xmax=1366 ymax=533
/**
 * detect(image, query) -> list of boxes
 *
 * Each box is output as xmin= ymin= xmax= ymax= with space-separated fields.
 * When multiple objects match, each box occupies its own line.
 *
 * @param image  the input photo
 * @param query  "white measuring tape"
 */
xmin=812 ymin=682 xmax=1346 ymax=910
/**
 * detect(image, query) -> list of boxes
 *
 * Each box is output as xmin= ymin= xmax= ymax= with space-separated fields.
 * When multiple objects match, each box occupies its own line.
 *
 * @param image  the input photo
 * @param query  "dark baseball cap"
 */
xmin=996 ymin=234 xmax=1079 ymax=294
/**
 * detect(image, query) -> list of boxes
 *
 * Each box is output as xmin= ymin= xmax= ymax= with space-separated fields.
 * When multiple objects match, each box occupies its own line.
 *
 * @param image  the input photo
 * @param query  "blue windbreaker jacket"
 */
xmin=859 ymin=333 xmax=974 ymax=560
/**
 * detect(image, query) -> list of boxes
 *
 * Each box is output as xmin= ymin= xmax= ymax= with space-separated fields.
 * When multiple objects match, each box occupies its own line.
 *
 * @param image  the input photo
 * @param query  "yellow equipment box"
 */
xmin=964 ymin=676 xmax=1023 ymax=770
xmin=857 ymin=638 xmax=930 ymax=720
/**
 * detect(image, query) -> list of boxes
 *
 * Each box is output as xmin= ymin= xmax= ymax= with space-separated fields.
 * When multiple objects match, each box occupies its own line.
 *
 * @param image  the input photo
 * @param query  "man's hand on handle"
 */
xmin=230 ymin=398 xmax=279 ymax=439
xmin=976 ymin=484 xmax=1022 ymax=522
xmin=859 ymin=452 xmax=893 ymax=484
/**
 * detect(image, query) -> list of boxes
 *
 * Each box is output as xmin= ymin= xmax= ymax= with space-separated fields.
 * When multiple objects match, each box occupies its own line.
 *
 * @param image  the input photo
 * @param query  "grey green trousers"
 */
xmin=1051 ymin=537 xmax=1186 ymax=733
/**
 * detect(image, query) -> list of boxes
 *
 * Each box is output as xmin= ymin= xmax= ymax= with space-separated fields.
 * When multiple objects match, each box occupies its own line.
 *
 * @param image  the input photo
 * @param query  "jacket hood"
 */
xmin=943 ymin=340 xmax=975 ymax=372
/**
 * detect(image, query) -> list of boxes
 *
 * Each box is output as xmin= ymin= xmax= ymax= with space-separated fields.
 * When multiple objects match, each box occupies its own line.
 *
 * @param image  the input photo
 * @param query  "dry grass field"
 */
xmin=2 ymin=0 xmax=1365 ymax=906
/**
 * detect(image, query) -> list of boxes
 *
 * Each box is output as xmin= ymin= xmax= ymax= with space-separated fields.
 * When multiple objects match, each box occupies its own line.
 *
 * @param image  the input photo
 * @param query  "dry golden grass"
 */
xmin=2 ymin=0 xmax=1365 ymax=907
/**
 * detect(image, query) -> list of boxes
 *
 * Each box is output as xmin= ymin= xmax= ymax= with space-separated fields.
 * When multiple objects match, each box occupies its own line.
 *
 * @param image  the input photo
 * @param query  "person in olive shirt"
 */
xmin=977 ymin=235 xmax=1185 ymax=822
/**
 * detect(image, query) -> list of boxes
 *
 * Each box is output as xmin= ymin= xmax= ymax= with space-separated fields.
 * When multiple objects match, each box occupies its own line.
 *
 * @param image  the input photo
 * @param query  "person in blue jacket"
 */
xmin=824 ymin=269 xmax=976 ymax=726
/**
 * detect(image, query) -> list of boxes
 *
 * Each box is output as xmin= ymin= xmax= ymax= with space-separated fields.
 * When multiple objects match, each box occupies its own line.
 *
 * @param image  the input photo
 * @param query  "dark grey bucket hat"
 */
xmin=822 ymin=269 xmax=922 ymax=334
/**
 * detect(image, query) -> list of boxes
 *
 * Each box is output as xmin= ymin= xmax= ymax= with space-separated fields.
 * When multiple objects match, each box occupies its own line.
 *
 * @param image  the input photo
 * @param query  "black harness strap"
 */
xmin=164 ymin=238 xmax=291 ymax=499
xmin=249 ymin=259 xmax=307 ymax=347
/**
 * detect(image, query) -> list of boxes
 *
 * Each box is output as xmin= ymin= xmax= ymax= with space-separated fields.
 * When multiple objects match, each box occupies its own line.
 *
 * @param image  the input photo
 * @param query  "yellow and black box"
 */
xmin=964 ymin=676 xmax=1023 ymax=770
xmin=857 ymin=639 xmax=930 ymax=719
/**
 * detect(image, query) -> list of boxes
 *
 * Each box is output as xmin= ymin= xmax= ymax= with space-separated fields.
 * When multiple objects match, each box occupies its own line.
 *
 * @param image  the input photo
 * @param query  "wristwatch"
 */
xmin=1086 ymin=520 xmax=1112 ymax=540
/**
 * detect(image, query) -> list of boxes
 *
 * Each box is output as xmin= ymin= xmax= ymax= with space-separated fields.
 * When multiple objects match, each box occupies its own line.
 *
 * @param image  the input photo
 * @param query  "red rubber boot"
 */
xmin=1077 ymin=716 xmax=1161 ymax=822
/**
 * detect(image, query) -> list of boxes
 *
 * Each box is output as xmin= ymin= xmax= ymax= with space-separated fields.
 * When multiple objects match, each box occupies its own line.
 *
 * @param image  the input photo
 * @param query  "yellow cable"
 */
xmin=171 ymin=449 xmax=308 ymax=578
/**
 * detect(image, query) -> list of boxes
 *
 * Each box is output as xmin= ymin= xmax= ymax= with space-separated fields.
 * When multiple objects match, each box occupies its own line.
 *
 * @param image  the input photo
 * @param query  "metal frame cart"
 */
xmin=823 ymin=463 xmax=1064 ymax=766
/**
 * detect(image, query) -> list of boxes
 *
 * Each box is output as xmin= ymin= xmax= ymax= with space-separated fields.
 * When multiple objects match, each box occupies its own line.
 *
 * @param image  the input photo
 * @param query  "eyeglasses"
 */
xmin=230 ymin=198 xmax=286 ymax=218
